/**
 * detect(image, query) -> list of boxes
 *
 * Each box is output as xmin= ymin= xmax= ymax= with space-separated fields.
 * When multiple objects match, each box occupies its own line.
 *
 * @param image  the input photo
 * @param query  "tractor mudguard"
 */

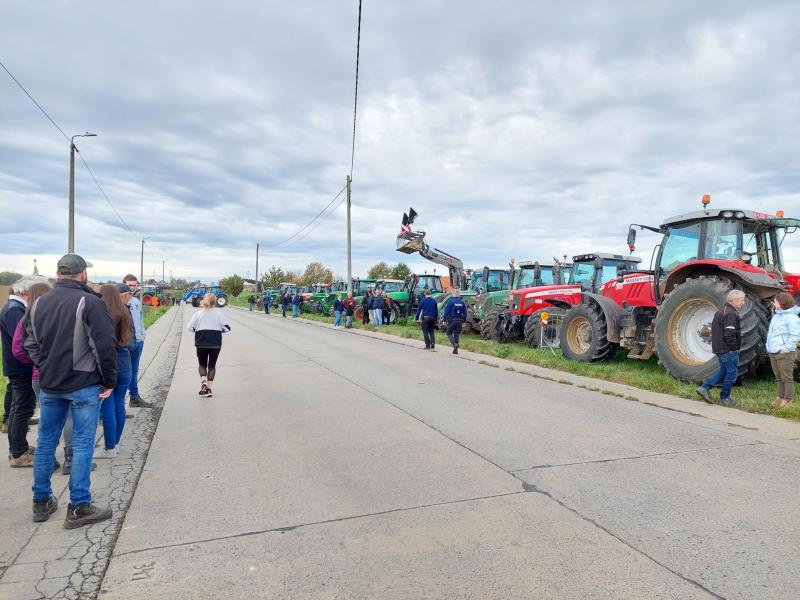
xmin=581 ymin=292 xmax=623 ymax=343
xmin=544 ymin=298 xmax=573 ymax=311
xmin=665 ymin=261 xmax=783 ymax=300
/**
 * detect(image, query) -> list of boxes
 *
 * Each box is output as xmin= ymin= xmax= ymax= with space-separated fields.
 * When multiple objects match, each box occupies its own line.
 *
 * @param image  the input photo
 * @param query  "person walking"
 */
xmin=366 ymin=290 xmax=376 ymax=325
xmin=1 ymin=276 xmax=44 ymax=468
xmin=344 ymin=292 xmax=356 ymax=329
xmin=291 ymin=291 xmax=301 ymax=318
xmin=696 ymin=290 xmax=745 ymax=407
xmin=263 ymin=291 xmax=271 ymax=315
xmin=24 ymin=254 xmax=116 ymax=527
xmin=281 ymin=292 xmax=289 ymax=318
xmin=96 ymin=285 xmax=136 ymax=459
xmin=373 ymin=290 xmax=386 ymax=327
xmin=187 ymin=293 xmax=232 ymax=398
xmin=247 ymin=294 xmax=255 ymax=311
xmin=123 ymin=275 xmax=153 ymax=410
xmin=443 ymin=289 xmax=468 ymax=354
xmin=766 ymin=292 xmax=800 ymax=408
xmin=361 ymin=290 xmax=371 ymax=325
xmin=415 ymin=288 xmax=439 ymax=349
xmin=333 ymin=295 xmax=345 ymax=328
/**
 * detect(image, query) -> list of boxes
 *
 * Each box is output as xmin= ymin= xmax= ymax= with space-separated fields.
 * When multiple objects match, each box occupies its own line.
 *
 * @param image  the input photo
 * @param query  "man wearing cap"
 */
xmin=122 ymin=274 xmax=152 ymax=409
xmin=24 ymin=254 xmax=116 ymax=527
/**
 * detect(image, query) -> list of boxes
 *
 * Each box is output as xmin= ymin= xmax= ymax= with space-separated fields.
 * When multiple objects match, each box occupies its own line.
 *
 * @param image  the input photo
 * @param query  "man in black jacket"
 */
xmin=696 ymin=290 xmax=745 ymax=407
xmin=24 ymin=254 xmax=117 ymax=527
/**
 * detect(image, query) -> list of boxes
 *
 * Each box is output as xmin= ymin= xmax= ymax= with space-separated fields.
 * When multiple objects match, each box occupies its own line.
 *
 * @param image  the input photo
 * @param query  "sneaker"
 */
xmin=199 ymin=383 xmax=208 ymax=396
xmin=205 ymin=388 xmax=214 ymax=398
xmin=452 ymin=345 xmax=459 ymax=355
xmin=63 ymin=503 xmax=112 ymax=529
xmin=10 ymin=447 xmax=35 ymax=468
xmin=32 ymin=496 xmax=58 ymax=523
xmin=129 ymin=395 xmax=153 ymax=408
xmin=695 ymin=386 xmax=712 ymax=404
xmin=720 ymin=397 xmax=737 ymax=408
xmin=96 ymin=447 xmax=118 ymax=459
xmin=30 ymin=414 xmax=40 ymax=426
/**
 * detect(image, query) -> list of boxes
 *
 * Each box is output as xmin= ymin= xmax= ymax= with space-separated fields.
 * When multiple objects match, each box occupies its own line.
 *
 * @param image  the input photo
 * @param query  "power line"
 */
xmin=264 ymin=184 xmax=347 ymax=249
xmin=0 ymin=59 xmax=132 ymax=235
xmin=284 ymin=192 xmax=348 ymax=248
xmin=349 ymin=0 xmax=363 ymax=179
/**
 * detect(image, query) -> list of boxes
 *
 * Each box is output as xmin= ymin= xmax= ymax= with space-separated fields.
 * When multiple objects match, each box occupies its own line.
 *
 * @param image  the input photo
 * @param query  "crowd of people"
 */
xmin=0 ymin=254 xmax=154 ymax=527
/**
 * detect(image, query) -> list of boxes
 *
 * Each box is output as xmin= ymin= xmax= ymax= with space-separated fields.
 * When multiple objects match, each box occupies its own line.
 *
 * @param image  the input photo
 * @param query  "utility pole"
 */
xmin=255 ymin=243 xmax=260 ymax=293
xmin=346 ymin=175 xmax=352 ymax=294
xmin=140 ymin=239 xmax=145 ymax=285
xmin=67 ymin=133 xmax=97 ymax=253
xmin=162 ymin=260 xmax=165 ymax=284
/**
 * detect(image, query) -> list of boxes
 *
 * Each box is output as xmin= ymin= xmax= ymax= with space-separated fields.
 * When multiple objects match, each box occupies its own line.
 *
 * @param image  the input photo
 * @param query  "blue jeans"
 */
xmin=128 ymin=340 xmax=144 ymax=398
xmin=264 ymin=302 xmax=270 ymax=315
xmin=292 ymin=304 xmax=299 ymax=317
xmin=101 ymin=370 xmax=132 ymax=449
xmin=702 ymin=351 xmax=739 ymax=400
xmin=374 ymin=308 xmax=383 ymax=327
xmin=248 ymin=303 xmax=253 ymax=311
xmin=34 ymin=385 xmax=102 ymax=505
xmin=333 ymin=311 xmax=342 ymax=327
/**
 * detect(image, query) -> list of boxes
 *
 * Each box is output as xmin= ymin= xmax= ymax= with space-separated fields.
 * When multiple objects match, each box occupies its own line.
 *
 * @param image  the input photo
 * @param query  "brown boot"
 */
xmin=10 ymin=447 xmax=35 ymax=468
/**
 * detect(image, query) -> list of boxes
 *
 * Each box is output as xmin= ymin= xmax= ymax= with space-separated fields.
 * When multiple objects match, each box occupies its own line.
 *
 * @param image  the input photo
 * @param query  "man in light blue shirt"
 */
xmin=123 ymin=275 xmax=153 ymax=409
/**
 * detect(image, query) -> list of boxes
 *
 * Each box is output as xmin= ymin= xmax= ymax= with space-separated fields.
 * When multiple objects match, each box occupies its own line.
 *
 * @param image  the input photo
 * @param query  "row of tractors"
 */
xmin=393 ymin=201 xmax=800 ymax=384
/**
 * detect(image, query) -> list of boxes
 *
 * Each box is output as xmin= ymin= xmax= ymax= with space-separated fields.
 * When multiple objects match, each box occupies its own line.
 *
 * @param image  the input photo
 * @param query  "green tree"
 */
xmin=263 ymin=266 xmax=285 ymax=288
xmin=0 ymin=272 xmax=22 ymax=286
xmin=390 ymin=262 xmax=411 ymax=280
xmin=219 ymin=274 xmax=244 ymax=297
xmin=300 ymin=262 xmax=334 ymax=286
xmin=367 ymin=261 xmax=392 ymax=279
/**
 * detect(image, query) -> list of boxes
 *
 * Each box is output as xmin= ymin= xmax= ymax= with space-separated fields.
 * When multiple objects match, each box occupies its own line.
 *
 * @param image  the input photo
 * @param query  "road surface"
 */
xmin=100 ymin=307 xmax=800 ymax=599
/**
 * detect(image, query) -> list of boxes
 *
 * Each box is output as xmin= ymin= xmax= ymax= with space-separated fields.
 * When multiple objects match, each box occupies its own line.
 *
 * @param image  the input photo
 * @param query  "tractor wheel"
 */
xmin=191 ymin=298 xmax=200 ymax=308
xmin=387 ymin=302 xmax=402 ymax=324
xmin=142 ymin=294 xmax=153 ymax=306
xmin=479 ymin=308 xmax=503 ymax=342
xmin=524 ymin=307 xmax=565 ymax=348
xmin=654 ymin=275 xmax=769 ymax=383
xmin=560 ymin=303 xmax=616 ymax=362
xmin=354 ymin=304 xmax=365 ymax=322
xmin=216 ymin=295 xmax=228 ymax=308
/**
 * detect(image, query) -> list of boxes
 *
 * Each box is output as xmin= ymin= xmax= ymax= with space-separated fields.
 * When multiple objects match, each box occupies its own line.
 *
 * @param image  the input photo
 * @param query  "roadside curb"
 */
xmin=249 ymin=308 xmax=800 ymax=444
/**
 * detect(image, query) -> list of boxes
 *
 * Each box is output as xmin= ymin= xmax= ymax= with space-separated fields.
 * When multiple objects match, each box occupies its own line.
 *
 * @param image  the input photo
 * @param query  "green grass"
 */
xmin=298 ymin=312 xmax=800 ymax=422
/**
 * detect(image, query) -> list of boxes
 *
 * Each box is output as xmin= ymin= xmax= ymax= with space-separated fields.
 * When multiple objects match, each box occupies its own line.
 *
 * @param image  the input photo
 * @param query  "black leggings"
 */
xmin=197 ymin=348 xmax=221 ymax=381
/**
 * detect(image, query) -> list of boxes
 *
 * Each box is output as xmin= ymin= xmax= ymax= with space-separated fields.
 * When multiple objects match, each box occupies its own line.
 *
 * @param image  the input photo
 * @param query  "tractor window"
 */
xmin=703 ymin=219 xmax=742 ymax=260
xmin=515 ymin=267 xmax=554 ymax=289
xmin=568 ymin=263 xmax=595 ymax=289
xmin=659 ymin=222 xmax=701 ymax=273
xmin=382 ymin=281 xmax=404 ymax=292
xmin=471 ymin=272 xmax=484 ymax=291
xmin=485 ymin=270 xmax=508 ymax=292
xmin=416 ymin=277 xmax=443 ymax=293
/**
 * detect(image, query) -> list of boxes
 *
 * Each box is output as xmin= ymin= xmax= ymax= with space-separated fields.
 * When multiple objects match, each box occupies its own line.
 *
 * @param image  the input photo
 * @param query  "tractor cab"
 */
xmin=402 ymin=274 xmax=443 ymax=317
xmin=352 ymin=278 xmax=376 ymax=297
xmin=477 ymin=268 xmax=511 ymax=293
xmin=377 ymin=279 xmax=404 ymax=293
xmin=569 ymin=253 xmax=642 ymax=293
xmin=629 ymin=207 xmax=800 ymax=302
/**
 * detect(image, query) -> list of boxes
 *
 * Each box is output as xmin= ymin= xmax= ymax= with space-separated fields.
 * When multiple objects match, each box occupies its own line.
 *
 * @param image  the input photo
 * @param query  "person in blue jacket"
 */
xmin=372 ymin=290 xmax=386 ymax=327
xmin=443 ymin=289 xmax=468 ymax=354
xmin=415 ymin=288 xmax=438 ymax=349
xmin=766 ymin=292 xmax=800 ymax=408
xmin=291 ymin=291 xmax=301 ymax=318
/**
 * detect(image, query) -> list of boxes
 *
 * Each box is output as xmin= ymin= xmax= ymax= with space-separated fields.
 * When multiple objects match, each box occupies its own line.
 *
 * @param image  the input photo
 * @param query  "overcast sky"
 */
xmin=1 ymin=0 xmax=799 ymax=283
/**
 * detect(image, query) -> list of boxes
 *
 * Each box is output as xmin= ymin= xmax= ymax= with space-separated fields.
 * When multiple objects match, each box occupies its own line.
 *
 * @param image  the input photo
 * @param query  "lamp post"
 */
xmin=68 ymin=132 xmax=97 ymax=253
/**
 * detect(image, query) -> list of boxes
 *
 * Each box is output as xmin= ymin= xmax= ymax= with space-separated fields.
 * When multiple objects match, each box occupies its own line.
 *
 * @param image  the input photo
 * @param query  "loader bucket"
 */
xmin=396 ymin=231 xmax=425 ymax=254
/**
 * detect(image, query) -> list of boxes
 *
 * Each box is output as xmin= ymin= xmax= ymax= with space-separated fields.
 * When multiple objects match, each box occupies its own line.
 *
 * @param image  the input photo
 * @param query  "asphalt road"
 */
xmin=100 ymin=307 xmax=800 ymax=599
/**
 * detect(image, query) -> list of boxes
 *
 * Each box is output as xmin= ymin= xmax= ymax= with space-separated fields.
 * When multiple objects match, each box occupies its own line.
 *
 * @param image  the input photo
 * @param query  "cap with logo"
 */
xmin=56 ymin=254 xmax=93 ymax=275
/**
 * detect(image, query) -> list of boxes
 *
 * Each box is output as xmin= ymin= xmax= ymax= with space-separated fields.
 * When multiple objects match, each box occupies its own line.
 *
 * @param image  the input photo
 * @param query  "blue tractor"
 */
xmin=181 ymin=285 xmax=228 ymax=308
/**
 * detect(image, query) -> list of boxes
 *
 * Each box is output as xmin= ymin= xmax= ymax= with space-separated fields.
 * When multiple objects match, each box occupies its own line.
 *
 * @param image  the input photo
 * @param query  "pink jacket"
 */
xmin=12 ymin=320 xmax=39 ymax=381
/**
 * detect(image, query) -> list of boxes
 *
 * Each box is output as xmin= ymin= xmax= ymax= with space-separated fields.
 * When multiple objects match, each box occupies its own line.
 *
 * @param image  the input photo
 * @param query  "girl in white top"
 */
xmin=187 ymin=293 xmax=231 ymax=397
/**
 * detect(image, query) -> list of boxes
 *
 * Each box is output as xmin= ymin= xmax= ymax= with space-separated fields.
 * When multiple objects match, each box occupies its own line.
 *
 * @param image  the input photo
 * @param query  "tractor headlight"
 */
xmin=721 ymin=210 xmax=734 ymax=218
xmin=734 ymin=211 xmax=745 ymax=218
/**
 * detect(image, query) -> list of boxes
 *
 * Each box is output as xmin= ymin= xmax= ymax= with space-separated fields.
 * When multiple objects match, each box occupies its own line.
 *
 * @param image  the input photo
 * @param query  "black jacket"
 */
xmin=373 ymin=295 xmax=386 ymax=310
xmin=24 ymin=279 xmax=118 ymax=393
xmin=711 ymin=303 xmax=741 ymax=354
xmin=333 ymin=299 xmax=345 ymax=312
xmin=0 ymin=298 xmax=33 ymax=377
xmin=366 ymin=295 xmax=374 ymax=309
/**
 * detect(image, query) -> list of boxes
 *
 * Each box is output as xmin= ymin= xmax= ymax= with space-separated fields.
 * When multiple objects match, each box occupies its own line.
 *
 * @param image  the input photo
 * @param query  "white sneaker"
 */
xmin=96 ymin=447 xmax=118 ymax=459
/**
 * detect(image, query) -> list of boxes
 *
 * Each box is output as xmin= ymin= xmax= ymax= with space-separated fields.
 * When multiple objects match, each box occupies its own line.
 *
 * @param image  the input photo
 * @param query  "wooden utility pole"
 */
xmin=255 ymin=243 xmax=260 ymax=292
xmin=346 ymin=175 xmax=352 ymax=294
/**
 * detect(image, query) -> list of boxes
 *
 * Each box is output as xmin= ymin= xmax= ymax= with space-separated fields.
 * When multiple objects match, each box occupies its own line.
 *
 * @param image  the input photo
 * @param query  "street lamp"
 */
xmin=68 ymin=132 xmax=98 ymax=253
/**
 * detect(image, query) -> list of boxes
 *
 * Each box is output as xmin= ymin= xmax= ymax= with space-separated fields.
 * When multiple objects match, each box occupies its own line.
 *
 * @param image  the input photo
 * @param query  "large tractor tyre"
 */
xmin=353 ymin=304 xmax=365 ymax=322
xmin=654 ymin=275 xmax=769 ymax=383
xmin=524 ymin=307 xmax=565 ymax=348
xmin=479 ymin=308 xmax=503 ymax=342
xmin=560 ymin=303 xmax=617 ymax=362
xmin=191 ymin=297 xmax=200 ymax=308
xmin=142 ymin=294 xmax=154 ymax=306
xmin=216 ymin=295 xmax=228 ymax=308
xmin=387 ymin=302 xmax=402 ymax=324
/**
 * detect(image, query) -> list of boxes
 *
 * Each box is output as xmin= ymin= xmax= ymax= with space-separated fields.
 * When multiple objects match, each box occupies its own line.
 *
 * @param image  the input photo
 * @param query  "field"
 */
xmin=298 ymin=312 xmax=800 ymax=422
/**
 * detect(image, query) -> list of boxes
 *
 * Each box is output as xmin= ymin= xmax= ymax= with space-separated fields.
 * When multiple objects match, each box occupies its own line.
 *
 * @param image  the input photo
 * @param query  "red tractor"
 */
xmin=488 ymin=253 xmax=642 ymax=348
xmin=559 ymin=200 xmax=800 ymax=382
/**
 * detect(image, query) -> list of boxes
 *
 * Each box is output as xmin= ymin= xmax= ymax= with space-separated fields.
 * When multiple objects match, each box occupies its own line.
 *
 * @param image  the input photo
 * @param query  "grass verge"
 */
xmin=298 ymin=312 xmax=799 ymax=422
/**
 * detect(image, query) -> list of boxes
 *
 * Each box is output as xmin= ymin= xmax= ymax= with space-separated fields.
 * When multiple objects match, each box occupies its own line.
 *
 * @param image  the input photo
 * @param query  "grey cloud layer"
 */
xmin=1 ymin=0 xmax=798 ymax=279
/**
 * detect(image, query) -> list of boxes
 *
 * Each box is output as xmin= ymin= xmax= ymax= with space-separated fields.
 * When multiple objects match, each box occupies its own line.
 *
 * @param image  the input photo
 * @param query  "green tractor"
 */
xmin=436 ymin=267 xmax=511 ymax=332
xmin=306 ymin=283 xmax=333 ymax=313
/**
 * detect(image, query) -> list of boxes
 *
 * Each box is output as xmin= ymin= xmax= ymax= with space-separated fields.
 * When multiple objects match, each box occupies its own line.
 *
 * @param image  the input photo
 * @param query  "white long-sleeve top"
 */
xmin=187 ymin=307 xmax=231 ymax=348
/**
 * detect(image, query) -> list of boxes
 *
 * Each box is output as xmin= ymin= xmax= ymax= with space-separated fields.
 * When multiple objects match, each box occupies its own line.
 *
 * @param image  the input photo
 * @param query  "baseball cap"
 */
xmin=116 ymin=283 xmax=132 ymax=294
xmin=56 ymin=254 xmax=93 ymax=274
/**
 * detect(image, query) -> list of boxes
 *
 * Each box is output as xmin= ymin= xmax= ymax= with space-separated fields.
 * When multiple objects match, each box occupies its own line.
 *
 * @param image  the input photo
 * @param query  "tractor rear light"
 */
xmin=776 ymin=210 xmax=784 ymax=218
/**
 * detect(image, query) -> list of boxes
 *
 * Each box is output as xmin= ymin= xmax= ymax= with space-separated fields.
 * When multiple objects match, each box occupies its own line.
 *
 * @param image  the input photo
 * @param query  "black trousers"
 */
xmin=7 ymin=374 xmax=35 ymax=457
xmin=197 ymin=348 xmax=221 ymax=381
xmin=2 ymin=378 xmax=10 ymax=424
xmin=421 ymin=316 xmax=436 ymax=348
xmin=446 ymin=319 xmax=464 ymax=347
